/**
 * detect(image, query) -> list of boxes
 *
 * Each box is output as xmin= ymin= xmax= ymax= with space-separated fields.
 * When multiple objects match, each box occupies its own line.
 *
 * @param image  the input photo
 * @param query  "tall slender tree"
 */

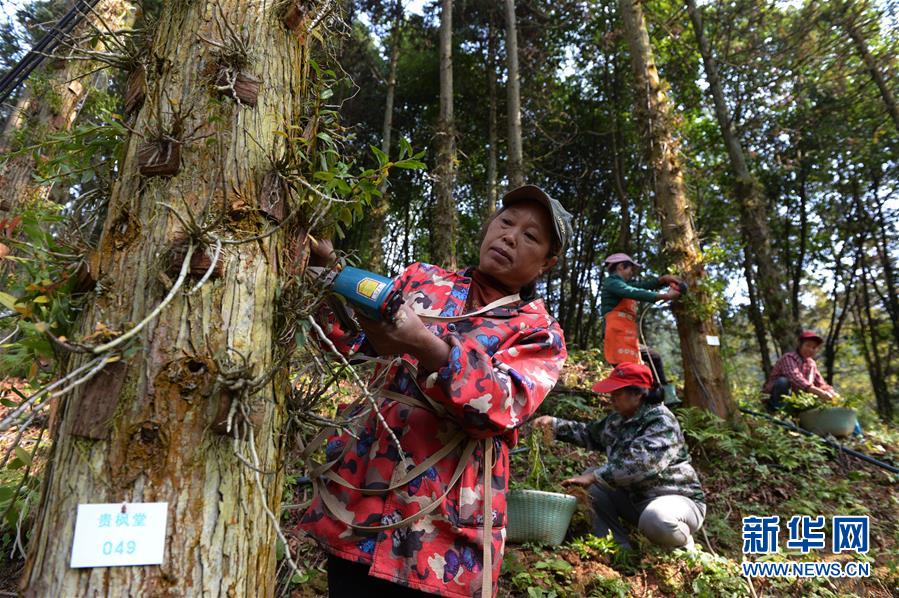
xmin=831 ymin=0 xmax=899 ymax=132
xmin=685 ymin=0 xmax=798 ymax=354
xmin=485 ymin=17 xmax=499 ymax=218
xmin=618 ymin=0 xmax=736 ymax=419
xmin=368 ymin=0 xmax=403 ymax=271
xmin=432 ymin=0 xmax=457 ymax=267
xmin=504 ymin=0 xmax=524 ymax=187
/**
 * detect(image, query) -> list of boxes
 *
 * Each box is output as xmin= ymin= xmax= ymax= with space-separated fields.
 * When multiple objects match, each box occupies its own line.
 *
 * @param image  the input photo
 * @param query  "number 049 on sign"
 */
xmin=70 ymin=502 xmax=168 ymax=568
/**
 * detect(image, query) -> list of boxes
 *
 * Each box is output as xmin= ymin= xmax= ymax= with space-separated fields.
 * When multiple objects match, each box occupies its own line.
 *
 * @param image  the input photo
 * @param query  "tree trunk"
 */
xmin=504 ymin=0 xmax=524 ymax=188
xmin=838 ymin=1 xmax=899 ymax=132
xmin=22 ymin=2 xmax=319 ymax=594
xmin=0 ymin=92 xmax=31 ymax=152
xmin=368 ymin=0 xmax=403 ymax=272
xmin=855 ymin=259 xmax=893 ymax=422
xmin=0 ymin=0 xmax=136 ymax=212
xmin=823 ymin=254 xmax=856 ymax=384
xmin=791 ymin=167 xmax=809 ymax=324
xmin=619 ymin=0 xmax=735 ymax=419
xmin=432 ymin=0 xmax=456 ymax=268
xmin=742 ymin=244 xmax=772 ymax=377
xmin=485 ymin=18 xmax=499 ymax=219
xmin=686 ymin=0 xmax=797 ymax=354
xmin=870 ymin=180 xmax=899 ymax=351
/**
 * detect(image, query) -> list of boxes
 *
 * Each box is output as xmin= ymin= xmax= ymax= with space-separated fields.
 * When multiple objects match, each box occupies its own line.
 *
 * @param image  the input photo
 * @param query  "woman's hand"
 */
xmin=561 ymin=473 xmax=596 ymax=488
xmin=357 ymin=304 xmax=451 ymax=371
xmin=308 ymin=237 xmax=337 ymax=268
xmin=658 ymin=274 xmax=683 ymax=286
xmin=531 ymin=415 xmax=556 ymax=440
xmin=658 ymin=286 xmax=681 ymax=302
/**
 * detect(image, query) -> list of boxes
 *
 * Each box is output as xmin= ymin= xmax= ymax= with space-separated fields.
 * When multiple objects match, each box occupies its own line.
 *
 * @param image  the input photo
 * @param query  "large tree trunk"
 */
xmin=22 ymin=1 xmax=319 ymax=593
xmin=432 ymin=0 xmax=456 ymax=268
xmin=837 ymin=1 xmax=899 ymax=132
xmin=503 ymin=0 xmax=524 ymax=188
xmin=0 ymin=0 xmax=136 ymax=212
xmin=367 ymin=0 xmax=403 ymax=272
xmin=485 ymin=18 xmax=499 ymax=219
xmin=619 ymin=0 xmax=735 ymax=419
xmin=686 ymin=0 xmax=797 ymax=354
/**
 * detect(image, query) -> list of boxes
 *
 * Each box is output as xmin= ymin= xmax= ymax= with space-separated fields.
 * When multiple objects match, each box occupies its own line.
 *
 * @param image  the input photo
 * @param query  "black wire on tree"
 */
xmin=0 ymin=0 xmax=102 ymax=107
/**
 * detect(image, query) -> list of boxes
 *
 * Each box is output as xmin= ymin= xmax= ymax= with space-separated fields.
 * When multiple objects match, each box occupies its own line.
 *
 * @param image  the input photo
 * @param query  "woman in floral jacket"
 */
xmin=300 ymin=185 xmax=572 ymax=597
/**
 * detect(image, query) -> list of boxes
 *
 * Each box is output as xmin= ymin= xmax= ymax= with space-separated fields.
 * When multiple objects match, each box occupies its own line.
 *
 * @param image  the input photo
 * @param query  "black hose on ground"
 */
xmin=740 ymin=407 xmax=899 ymax=475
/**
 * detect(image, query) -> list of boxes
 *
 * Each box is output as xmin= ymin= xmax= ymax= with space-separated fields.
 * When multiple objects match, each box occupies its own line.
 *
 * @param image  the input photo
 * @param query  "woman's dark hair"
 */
xmin=608 ymin=261 xmax=634 ymax=274
xmin=620 ymin=385 xmax=650 ymax=398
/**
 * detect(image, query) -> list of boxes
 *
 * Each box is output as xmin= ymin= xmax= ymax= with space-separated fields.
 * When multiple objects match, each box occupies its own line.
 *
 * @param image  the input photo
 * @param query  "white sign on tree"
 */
xmin=70 ymin=502 xmax=168 ymax=568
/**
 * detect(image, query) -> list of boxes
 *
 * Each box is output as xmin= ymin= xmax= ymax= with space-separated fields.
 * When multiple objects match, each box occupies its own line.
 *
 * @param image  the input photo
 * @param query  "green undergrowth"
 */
xmin=502 ymin=391 xmax=899 ymax=597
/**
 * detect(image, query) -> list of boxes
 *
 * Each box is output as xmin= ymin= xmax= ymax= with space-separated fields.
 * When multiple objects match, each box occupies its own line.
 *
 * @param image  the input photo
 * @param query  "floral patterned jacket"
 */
xmin=299 ymin=262 xmax=567 ymax=597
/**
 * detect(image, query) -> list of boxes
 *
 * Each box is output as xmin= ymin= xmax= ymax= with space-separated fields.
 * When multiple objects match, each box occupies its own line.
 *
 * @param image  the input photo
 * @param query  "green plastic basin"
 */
xmin=798 ymin=407 xmax=858 ymax=438
xmin=505 ymin=488 xmax=578 ymax=546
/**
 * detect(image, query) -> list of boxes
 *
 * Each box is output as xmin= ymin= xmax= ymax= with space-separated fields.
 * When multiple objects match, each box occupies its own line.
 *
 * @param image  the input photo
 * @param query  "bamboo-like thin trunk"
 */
xmin=742 ymin=244 xmax=772 ymax=377
xmin=432 ymin=0 xmax=456 ymax=268
xmin=368 ymin=0 xmax=403 ymax=272
xmin=486 ymin=19 xmax=498 ymax=218
xmin=504 ymin=0 xmax=524 ymax=188
xmin=619 ymin=0 xmax=735 ymax=419
xmin=23 ymin=2 xmax=318 ymax=593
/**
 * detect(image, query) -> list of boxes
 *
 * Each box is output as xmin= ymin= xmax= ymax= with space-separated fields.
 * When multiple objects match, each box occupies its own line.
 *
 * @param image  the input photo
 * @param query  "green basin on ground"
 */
xmin=798 ymin=407 xmax=858 ymax=438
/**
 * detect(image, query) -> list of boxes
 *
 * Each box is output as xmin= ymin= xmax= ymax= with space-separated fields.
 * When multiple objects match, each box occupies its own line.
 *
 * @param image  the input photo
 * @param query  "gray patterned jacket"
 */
xmin=552 ymin=402 xmax=705 ymax=505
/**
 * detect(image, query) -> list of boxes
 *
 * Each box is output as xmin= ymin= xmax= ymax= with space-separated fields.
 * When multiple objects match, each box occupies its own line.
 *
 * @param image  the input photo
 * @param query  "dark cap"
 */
xmin=799 ymin=330 xmax=824 ymax=344
xmin=591 ymin=363 xmax=654 ymax=393
xmin=501 ymin=184 xmax=574 ymax=254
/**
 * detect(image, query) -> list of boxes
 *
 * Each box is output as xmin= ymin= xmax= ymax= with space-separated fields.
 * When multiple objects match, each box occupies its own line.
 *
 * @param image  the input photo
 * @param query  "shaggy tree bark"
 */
xmin=686 ymin=0 xmax=798 ymax=354
xmin=619 ymin=0 xmax=736 ymax=419
xmin=504 ymin=0 xmax=523 ymax=188
xmin=432 ymin=0 xmax=456 ymax=268
xmin=22 ymin=1 xmax=321 ymax=594
xmin=0 ymin=0 xmax=136 ymax=211
xmin=368 ymin=0 xmax=402 ymax=272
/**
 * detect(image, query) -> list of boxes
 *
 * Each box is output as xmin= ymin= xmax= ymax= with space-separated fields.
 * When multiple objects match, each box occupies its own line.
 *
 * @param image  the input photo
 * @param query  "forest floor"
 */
xmin=282 ymin=350 xmax=899 ymax=597
xmin=0 ymin=350 xmax=897 ymax=597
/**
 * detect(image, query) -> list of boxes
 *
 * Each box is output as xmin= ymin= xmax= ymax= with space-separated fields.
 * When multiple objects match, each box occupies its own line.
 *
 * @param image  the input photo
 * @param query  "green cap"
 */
xmin=501 ymin=184 xmax=574 ymax=254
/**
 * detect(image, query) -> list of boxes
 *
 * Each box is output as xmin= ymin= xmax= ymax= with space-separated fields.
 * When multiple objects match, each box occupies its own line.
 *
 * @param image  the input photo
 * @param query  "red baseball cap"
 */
xmin=592 ymin=363 xmax=654 ymax=393
xmin=799 ymin=330 xmax=824 ymax=344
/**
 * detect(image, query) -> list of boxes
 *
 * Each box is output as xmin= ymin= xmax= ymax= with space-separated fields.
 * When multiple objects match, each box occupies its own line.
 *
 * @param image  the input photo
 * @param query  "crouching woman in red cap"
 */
xmin=533 ymin=363 xmax=706 ymax=551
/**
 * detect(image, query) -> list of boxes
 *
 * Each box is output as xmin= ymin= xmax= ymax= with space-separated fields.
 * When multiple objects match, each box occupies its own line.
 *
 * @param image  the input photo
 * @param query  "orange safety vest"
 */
xmin=603 ymin=298 xmax=643 ymax=365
